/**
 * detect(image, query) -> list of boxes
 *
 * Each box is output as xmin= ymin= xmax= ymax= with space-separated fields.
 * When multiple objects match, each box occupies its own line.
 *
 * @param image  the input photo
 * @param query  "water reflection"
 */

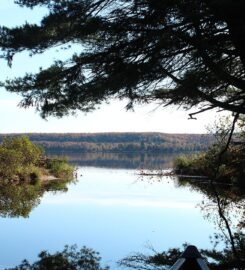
xmin=5 ymin=174 xmax=245 ymax=269
xmin=0 ymin=167 xmax=212 ymax=268
xmin=47 ymin=151 xmax=187 ymax=170
xmin=1 ymin=154 xmax=244 ymax=269
xmin=0 ymin=178 xmax=75 ymax=218
xmin=127 ymin=174 xmax=245 ymax=269
xmin=181 ymin=178 xmax=245 ymax=268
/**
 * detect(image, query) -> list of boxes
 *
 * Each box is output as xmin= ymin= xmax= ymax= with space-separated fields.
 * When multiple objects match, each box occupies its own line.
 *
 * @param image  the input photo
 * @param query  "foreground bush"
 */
xmin=6 ymin=245 xmax=109 ymax=270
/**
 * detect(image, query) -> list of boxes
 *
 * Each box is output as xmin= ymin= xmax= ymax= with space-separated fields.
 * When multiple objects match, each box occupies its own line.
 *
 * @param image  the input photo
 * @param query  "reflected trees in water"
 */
xmin=7 ymin=175 xmax=245 ymax=270
xmin=0 ymin=136 xmax=76 ymax=217
xmin=48 ymin=151 xmax=181 ymax=170
xmin=193 ymin=180 xmax=245 ymax=268
xmin=0 ymin=178 xmax=75 ymax=218
xmin=131 ymin=174 xmax=245 ymax=269
xmin=178 ymin=176 xmax=245 ymax=268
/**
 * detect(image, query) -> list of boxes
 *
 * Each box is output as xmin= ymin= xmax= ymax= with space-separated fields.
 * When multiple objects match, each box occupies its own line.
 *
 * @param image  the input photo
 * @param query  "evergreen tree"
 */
xmin=0 ymin=0 xmax=245 ymax=118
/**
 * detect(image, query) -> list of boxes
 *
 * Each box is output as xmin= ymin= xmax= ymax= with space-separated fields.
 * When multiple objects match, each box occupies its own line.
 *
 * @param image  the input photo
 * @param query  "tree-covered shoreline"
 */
xmin=174 ymin=118 xmax=245 ymax=187
xmin=0 ymin=136 xmax=74 ymax=184
xmin=0 ymin=136 xmax=76 ymax=218
xmin=0 ymin=132 xmax=213 ymax=154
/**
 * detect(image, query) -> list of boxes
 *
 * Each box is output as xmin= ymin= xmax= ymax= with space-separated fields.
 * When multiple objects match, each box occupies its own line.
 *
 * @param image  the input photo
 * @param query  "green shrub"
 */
xmin=1 ymin=136 xmax=43 ymax=166
xmin=0 ymin=148 xmax=20 ymax=179
xmin=174 ymin=143 xmax=245 ymax=186
xmin=6 ymin=245 xmax=109 ymax=270
xmin=47 ymin=157 xmax=74 ymax=180
xmin=0 ymin=136 xmax=44 ymax=182
xmin=0 ymin=136 xmax=74 ymax=183
xmin=174 ymin=153 xmax=206 ymax=176
xmin=17 ymin=165 xmax=41 ymax=184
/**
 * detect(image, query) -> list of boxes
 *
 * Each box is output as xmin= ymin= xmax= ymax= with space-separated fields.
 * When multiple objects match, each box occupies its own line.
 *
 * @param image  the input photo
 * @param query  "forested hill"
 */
xmin=0 ymin=133 xmax=213 ymax=154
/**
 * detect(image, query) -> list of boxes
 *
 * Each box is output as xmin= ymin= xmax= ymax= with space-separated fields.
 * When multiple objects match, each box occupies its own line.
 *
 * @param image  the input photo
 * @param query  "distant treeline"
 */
xmin=0 ymin=133 xmax=213 ymax=154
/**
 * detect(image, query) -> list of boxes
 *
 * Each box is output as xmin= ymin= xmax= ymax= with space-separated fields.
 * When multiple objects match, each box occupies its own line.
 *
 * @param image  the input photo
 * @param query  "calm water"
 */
xmin=0 ymin=153 xmax=235 ymax=269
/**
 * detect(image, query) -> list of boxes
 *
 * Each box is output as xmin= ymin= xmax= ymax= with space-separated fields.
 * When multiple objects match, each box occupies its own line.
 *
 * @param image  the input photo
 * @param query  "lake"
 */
xmin=0 ymin=152 xmax=242 ymax=269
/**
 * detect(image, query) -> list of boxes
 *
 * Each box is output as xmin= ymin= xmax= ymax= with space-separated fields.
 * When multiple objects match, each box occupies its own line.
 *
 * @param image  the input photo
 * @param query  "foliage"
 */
xmin=0 ymin=136 xmax=43 ymax=180
xmin=174 ymin=154 xmax=207 ymax=176
xmin=0 ymin=176 xmax=75 ymax=218
xmin=0 ymin=182 xmax=41 ymax=218
xmin=0 ymin=136 xmax=75 ymax=217
xmin=46 ymin=157 xmax=74 ymax=180
xmin=174 ymin=117 xmax=245 ymax=186
xmin=0 ymin=135 xmax=75 ymax=185
xmin=118 ymin=246 xmax=183 ymax=270
xmin=1 ymin=136 xmax=44 ymax=166
xmin=0 ymin=1 xmax=245 ymax=117
xmin=17 ymin=165 xmax=42 ymax=183
xmin=175 ymin=144 xmax=245 ymax=186
xmin=6 ymin=245 xmax=109 ymax=270
xmin=118 ymin=242 xmax=245 ymax=270
xmin=0 ymin=148 xmax=22 ymax=179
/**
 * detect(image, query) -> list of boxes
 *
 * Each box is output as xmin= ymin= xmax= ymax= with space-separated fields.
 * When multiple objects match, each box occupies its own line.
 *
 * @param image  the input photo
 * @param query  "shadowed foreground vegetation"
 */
xmin=5 ymin=243 xmax=245 ymax=270
xmin=118 ymin=242 xmax=245 ymax=270
xmin=174 ymin=142 xmax=245 ymax=188
xmin=1 ymin=1 xmax=245 ymax=121
xmin=174 ymin=118 xmax=245 ymax=187
xmin=6 ymin=245 xmax=109 ymax=270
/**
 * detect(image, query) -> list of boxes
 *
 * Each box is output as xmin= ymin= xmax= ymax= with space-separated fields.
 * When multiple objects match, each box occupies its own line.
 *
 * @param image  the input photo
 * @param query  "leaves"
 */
xmin=1 ymin=0 xmax=245 ymax=117
xmin=7 ymin=245 xmax=109 ymax=270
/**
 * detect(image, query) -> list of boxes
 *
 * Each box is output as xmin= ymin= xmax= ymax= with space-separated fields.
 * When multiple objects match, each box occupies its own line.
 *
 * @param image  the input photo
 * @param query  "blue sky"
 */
xmin=0 ymin=1 xmax=224 ymax=133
